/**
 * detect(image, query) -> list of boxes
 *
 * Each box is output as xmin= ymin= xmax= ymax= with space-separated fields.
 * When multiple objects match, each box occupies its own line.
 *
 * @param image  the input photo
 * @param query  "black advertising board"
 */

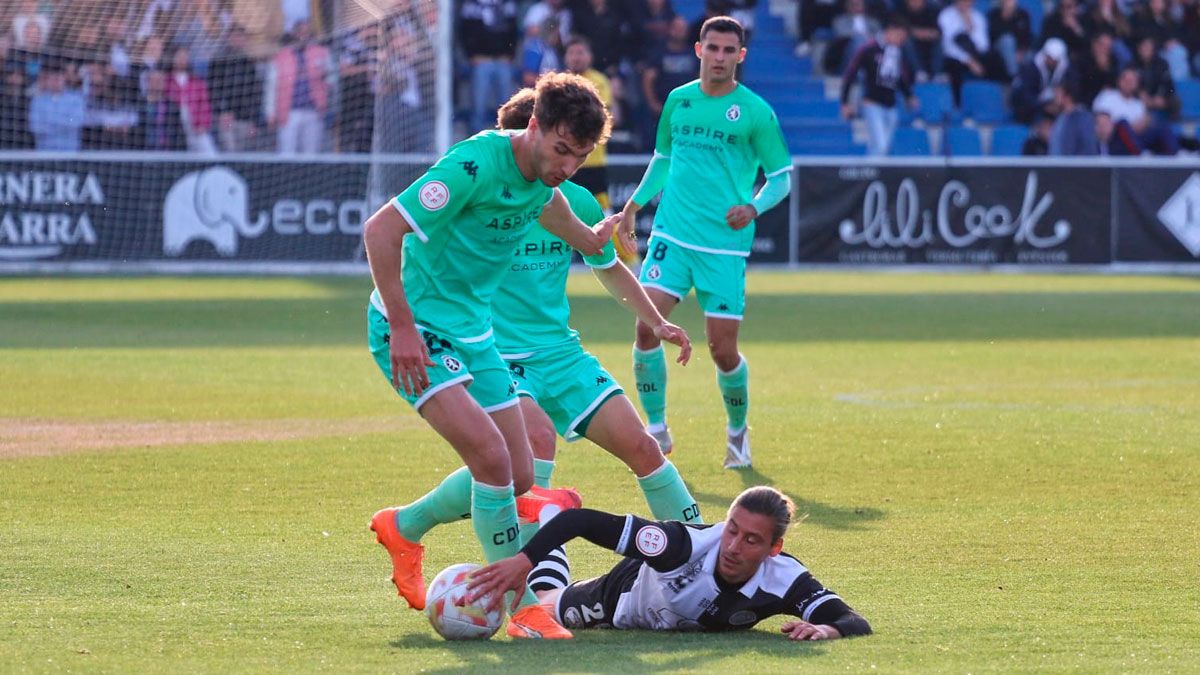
xmin=795 ymin=164 xmax=1112 ymax=264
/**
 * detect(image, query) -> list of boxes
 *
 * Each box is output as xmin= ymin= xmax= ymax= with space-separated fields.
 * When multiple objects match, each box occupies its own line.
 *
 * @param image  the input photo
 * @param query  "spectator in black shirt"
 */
xmin=135 ymin=68 xmax=187 ymax=151
xmin=826 ymin=0 xmax=881 ymax=74
xmin=209 ymin=25 xmax=265 ymax=152
xmin=459 ymin=0 xmax=520 ymax=132
xmin=0 ymin=65 xmax=34 ymax=149
xmin=841 ymin=16 xmax=916 ymax=156
xmin=642 ymin=16 xmax=697 ymax=118
xmin=574 ymin=0 xmax=632 ymax=76
xmin=896 ymin=0 xmax=941 ymax=80
xmin=1131 ymin=35 xmax=1179 ymax=120
xmin=335 ymin=23 xmax=378 ymax=153
xmin=1083 ymin=0 xmax=1132 ymax=63
xmin=1039 ymin=0 xmax=1088 ymax=58
xmin=1075 ymin=31 xmax=1118 ymax=106
xmin=988 ymin=0 xmax=1033 ymax=78
xmin=1131 ymin=0 xmax=1189 ymax=82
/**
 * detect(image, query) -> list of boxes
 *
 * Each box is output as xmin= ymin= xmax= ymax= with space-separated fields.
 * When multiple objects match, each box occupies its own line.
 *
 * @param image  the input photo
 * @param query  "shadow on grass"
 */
xmin=689 ymin=468 xmax=886 ymax=532
xmin=3 ymin=290 xmax=1198 ymax=349
xmin=388 ymin=626 xmax=831 ymax=672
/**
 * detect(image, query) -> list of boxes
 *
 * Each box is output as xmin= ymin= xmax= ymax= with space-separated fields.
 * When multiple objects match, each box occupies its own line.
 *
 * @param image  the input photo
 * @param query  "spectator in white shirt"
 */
xmin=938 ymin=0 xmax=1005 ymax=104
xmin=1092 ymin=67 xmax=1178 ymax=154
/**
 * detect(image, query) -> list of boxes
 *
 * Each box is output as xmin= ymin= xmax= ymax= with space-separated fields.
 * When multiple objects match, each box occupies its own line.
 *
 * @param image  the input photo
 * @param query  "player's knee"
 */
xmin=513 ymin=471 xmax=535 ymax=495
xmin=708 ymin=340 xmax=740 ymax=372
xmin=529 ymin=424 xmax=557 ymax=462
xmin=635 ymin=320 xmax=660 ymax=349
xmin=459 ymin=427 xmax=512 ymax=483
xmin=627 ymin=432 xmax=667 ymax=477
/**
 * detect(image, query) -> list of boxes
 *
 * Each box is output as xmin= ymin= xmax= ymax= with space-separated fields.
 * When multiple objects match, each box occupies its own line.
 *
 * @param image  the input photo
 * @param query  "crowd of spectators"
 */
xmin=0 ymin=0 xmax=436 ymax=154
xmin=826 ymin=0 xmax=1200 ymax=155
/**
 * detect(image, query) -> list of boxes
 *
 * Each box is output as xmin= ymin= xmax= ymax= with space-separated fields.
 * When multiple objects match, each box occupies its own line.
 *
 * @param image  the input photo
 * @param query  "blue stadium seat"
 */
xmin=891 ymin=127 xmax=932 ymax=156
xmin=945 ymin=126 xmax=984 ymax=156
xmin=1021 ymin=0 xmax=1044 ymax=36
xmin=1177 ymin=80 xmax=1200 ymax=122
xmin=961 ymin=81 xmax=1009 ymax=124
xmin=913 ymin=82 xmax=960 ymax=124
xmin=990 ymin=124 xmax=1029 ymax=156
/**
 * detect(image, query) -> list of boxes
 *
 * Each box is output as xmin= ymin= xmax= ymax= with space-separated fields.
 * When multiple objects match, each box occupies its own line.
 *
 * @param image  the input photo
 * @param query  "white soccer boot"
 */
xmin=723 ymin=426 xmax=751 ymax=469
xmin=648 ymin=423 xmax=673 ymax=456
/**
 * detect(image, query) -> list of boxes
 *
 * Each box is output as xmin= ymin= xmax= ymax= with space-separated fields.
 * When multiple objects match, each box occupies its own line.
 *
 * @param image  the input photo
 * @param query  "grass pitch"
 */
xmin=2 ymin=272 xmax=1198 ymax=673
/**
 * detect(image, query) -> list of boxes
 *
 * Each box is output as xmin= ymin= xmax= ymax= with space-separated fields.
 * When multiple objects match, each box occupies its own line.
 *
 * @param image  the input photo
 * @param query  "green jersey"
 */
xmin=492 ymin=180 xmax=617 ymax=355
xmin=375 ymin=130 xmax=553 ymax=342
xmin=652 ymin=81 xmax=791 ymax=256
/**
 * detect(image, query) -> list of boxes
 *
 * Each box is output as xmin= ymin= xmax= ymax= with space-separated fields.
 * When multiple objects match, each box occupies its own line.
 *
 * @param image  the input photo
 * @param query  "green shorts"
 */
xmin=638 ymin=234 xmax=746 ymax=320
xmin=368 ymin=304 xmax=517 ymax=412
xmin=502 ymin=342 xmax=624 ymax=441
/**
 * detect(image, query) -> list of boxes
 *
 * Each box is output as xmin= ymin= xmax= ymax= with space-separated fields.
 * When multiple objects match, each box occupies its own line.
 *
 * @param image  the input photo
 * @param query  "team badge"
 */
xmin=441 ymin=355 xmax=463 ymax=373
xmin=726 ymin=104 xmax=741 ymax=122
xmin=419 ymin=180 xmax=449 ymax=210
xmin=646 ymin=264 xmax=661 ymax=280
xmin=729 ymin=610 xmax=757 ymax=626
xmin=635 ymin=525 xmax=668 ymax=556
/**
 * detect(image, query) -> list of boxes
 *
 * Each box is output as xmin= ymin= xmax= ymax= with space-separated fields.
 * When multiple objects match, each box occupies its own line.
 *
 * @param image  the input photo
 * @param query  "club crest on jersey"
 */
xmin=729 ymin=610 xmax=757 ymax=626
xmin=726 ymin=104 xmax=741 ymax=122
xmin=635 ymin=525 xmax=668 ymax=556
xmin=419 ymin=181 xmax=449 ymax=210
xmin=441 ymin=355 xmax=463 ymax=373
xmin=646 ymin=264 xmax=662 ymax=280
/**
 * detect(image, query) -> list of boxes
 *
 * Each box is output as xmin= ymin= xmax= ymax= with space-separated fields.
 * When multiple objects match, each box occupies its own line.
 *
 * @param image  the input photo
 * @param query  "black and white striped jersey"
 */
xmin=523 ymin=509 xmax=868 ymax=634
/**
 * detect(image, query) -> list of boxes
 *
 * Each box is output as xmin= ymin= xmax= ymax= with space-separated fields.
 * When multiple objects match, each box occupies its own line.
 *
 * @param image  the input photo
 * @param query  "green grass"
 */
xmin=2 ymin=273 xmax=1198 ymax=673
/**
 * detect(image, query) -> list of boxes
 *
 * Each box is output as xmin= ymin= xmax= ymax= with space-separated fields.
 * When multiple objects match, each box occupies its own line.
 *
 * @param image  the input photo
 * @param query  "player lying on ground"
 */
xmin=617 ymin=16 xmax=793 ymax=469
xmin=492 ymin=89 xmax=703 ymax=529
xmin=466 ymin=486 xmax=871 ymax=640
xmin=363 ymin=73 xmax=620 ymax=640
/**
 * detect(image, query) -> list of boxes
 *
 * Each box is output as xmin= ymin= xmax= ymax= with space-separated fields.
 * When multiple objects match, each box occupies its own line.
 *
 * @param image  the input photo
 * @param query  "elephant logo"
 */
xmin=163 ymin=166 xmax=269 ymax=257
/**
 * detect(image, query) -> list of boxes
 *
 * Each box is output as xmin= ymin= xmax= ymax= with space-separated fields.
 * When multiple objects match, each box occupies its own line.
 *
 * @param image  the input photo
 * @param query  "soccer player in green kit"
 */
xmin=492 ymin=90 xmax=703 ymax=537
xmin=617 ymin=16 xmax=793 ymax=469
xmin=363 ymin=73 xmax=620 ymax=640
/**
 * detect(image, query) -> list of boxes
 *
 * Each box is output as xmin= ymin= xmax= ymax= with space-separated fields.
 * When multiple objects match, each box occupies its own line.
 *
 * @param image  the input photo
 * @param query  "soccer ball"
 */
xmin=425 ymin=563 xmax=503 ymax=640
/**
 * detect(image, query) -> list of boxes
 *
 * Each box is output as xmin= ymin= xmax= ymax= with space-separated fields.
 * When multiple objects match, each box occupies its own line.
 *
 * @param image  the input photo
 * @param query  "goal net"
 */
xmin=0 ymin=0 xmax=448 ymax=270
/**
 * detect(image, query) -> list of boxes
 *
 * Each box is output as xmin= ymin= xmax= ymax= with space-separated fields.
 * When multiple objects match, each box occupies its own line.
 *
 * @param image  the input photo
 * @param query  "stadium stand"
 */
xmin=891 ymin=126 xmax=933 ymax=155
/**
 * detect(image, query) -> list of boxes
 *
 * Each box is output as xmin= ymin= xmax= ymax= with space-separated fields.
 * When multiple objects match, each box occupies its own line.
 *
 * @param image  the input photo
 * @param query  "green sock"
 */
xmin=633 ymin=346 xmax=668 ymax=426
xmin=717 ymin=356 xmax=749 ymax=432
xmin=395 ymin=466 xmax=472 ymax=542
xmin=472 ymin=480 xmax=539 ymax=610
xmin=637 ymin=460 xmax=702 ymax=524
xmin=533 ymin=459 xmax=555 ymax=489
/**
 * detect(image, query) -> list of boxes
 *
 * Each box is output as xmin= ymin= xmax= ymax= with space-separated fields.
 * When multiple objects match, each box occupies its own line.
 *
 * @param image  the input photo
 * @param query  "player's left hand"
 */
xmin=725 ymin=205 xmax=757 ymax=231
xmin=781 ymin=620 xmax=841 ymax=641
xmin=465 ymin=553 xmax=534 ymax=613
xmin=587 ymin=213 xmax=622 ymax=257
xmin=653 ymin=322 xmax=692 ymax=365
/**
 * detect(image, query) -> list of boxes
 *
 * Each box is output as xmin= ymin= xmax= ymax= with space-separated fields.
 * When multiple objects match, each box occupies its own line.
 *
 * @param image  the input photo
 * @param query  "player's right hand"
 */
xmin=653 ymin=322 xmax=692 ymax=366
xmin=389 ymin=321 xmax=434 ymax=397
xmin=465 ymin=553 xmax=534 ymax=613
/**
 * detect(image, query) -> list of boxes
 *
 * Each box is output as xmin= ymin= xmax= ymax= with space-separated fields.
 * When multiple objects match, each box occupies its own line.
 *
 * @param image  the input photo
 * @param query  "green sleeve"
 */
xmin=630 ymin=152 xmax=671 ymax=208
xmin=751 ymin=106 xmax=792 ymax=177
xmin=393 ymin=144 xmax=482 ymax=242
xmin=653 ymin=89 xmax=679 ymax=156
xmin=570 ymin=188 xmax=618 ymax=268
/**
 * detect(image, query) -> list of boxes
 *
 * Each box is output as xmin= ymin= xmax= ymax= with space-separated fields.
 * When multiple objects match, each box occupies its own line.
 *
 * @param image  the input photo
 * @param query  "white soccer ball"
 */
xmin=425 ymin=563 xmax=503 ymax=640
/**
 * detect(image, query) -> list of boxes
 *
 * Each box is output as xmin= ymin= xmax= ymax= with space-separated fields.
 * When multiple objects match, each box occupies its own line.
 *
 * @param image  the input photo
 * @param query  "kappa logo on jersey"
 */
xmin=635 ymin=525 xmax=668 ymax=556
xmin=717 ymin=303 xmax=730 ymax=311
xmin=726 ymin=104 xmax=741 ymax=122
xmin=596 ymin=375 xmax=609 ymax=385
xmin=501 ymin=185 xmax=514 ymax=200
xmin=646 ymin=264 xmax=662 ymax=280
xmin=459 ymin=161 xmax=479 ymax=182
xmin=441 ymin=355 xmax=463 ymax=373
xmin=680 ymin=99 xmax=692 ymax=108
xmin=419 ymin=181 xmax=450 ymax=211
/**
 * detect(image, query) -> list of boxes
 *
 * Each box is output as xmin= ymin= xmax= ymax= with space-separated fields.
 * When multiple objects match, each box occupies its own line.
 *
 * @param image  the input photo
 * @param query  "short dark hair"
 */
xmin=497 ymin=87 xmax=536 ymax=130
xmin=532 ymin=71 xmax=612 ymax=145
xmin=884 ymin=13 xmax=911 ymax=31
xmin=699 ymin=16 xmax=745 ymax=46
xmin=731 ymin=486 xmax=796 ymax=542
xmin=565 ymin=36 xmax=591 ymax=52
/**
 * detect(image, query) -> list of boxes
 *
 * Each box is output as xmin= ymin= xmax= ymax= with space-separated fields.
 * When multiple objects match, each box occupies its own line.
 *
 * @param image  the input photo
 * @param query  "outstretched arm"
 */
xmin=540 ymin=188 xmax=619 ymax=257
xmin=779 ymin=572 xmax=872 ymax=641
xmin=466 ymin=509 xmax=692 ymax=611
xmin=593 ymin=262 xmax=691 ymax=365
